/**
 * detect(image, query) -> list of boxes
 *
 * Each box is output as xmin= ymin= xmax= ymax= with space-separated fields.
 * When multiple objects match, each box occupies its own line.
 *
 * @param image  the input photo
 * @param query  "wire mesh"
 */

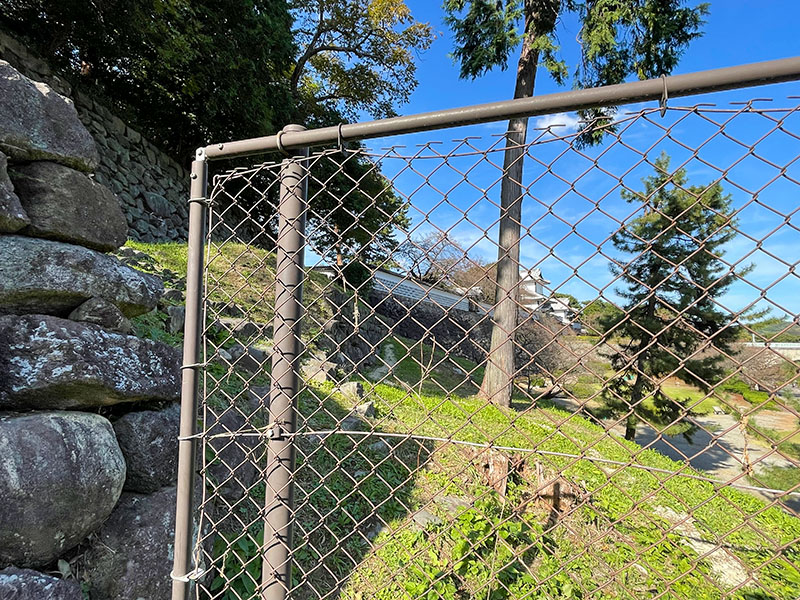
xmin=192 ymin=99 xmax=800 ymax=600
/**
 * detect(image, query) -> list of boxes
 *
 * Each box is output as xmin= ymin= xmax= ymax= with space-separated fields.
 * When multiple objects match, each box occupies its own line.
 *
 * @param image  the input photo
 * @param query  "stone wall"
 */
xmin=0 ymin=30 xmax=190 ymax=242
xmin=368 ymin=291 xmax=494 ymax=364
xmin=0 ymin=62 xmax=188 ymax=599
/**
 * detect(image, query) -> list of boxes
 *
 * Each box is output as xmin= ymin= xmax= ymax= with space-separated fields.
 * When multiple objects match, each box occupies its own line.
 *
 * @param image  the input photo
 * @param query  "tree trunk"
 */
xmin=480 ymin=0 xmax=558 ymax=406
xmin=622 ymin=296 xmax=657 ymax=441
xmin=624 ymin=415 xmax=637 ymax=441
xmin=334 ymin=223 xmax=343 ymax=267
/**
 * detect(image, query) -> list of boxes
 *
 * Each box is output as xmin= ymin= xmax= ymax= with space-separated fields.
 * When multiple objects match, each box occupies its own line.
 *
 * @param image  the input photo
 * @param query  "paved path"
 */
xmin=549 ymin=395 xmax=799 ymax=512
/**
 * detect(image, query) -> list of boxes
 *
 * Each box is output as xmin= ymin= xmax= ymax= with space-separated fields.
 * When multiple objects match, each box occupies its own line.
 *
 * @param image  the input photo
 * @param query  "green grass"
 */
xmin=289 ymin=338 xmax=800 ymax=600
xmin=198 ymin=335 xmax=800 ymax=600
xmin=125 ymin=240 xmax=334 ymax=328
xmin=749 ymin=466 xmax=800 ymax=493
xmin=127 ymin=243 xmax=800 ymax=600
xmin=661 ymin=384 xmax=727 ymax=416
xmin=561 ymin=379 xmax=727 ymax=417
xmin=720 ymin=378 xmax=780 ymax=411
xmin=746 ymin=424 xmax=800 ymax=462
xmin=126 ymin=240 xmax=188 ymax=274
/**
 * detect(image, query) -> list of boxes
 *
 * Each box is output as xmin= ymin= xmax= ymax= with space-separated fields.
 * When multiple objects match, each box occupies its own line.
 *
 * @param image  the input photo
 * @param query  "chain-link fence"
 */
xmin=172 ymin=62 xmax=800 ymax=600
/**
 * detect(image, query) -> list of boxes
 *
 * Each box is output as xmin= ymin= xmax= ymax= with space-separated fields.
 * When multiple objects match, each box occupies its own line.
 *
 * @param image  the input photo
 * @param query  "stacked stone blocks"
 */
xmin=0 ymin=61 xmax=185 ymax=599
xmin=0 ymin=29 xmax=190 ymax=242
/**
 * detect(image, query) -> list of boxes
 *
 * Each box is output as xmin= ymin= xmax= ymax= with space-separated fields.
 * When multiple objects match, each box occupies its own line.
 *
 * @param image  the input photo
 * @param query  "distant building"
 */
xmin=519 ymin=267 xmax=578 ymax=328
xmin=519 ymin=267 xmax=549 ymax=310
xmin=312 ymin=265 xmax=492 ymax=314
xmin=313 ymin=263 xmax=576 ymax=327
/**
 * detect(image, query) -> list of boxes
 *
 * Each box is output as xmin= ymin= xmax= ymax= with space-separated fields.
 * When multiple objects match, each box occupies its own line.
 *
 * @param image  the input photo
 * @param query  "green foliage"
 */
xmin=449 ymin=495 xmax=543 ymax=598
xmin=749 ymin=465 xmax=800 ymax=493
xmin=2 ymin=0 xmax=434 ymax=165
xmin=566 ymin=381 xmax=598 ymax=399
xmin=200 ymin=334 xmax=800 ymax=600
xmin=443 ymin=0 xmax=708 ymax=129
xmin=601 ymin=153 xmax=739 ymax=440
xmin=130 ymin=310 xmax=183 ymax=346
xmin=719 ymin=378 xmax=771 ymax=405
xmin=444 ymin=0 xmax=708 ymax=406
xmin=443 ymin=0 xmax=526 ymax=80
xmin=579 ymin=297 xmax=623 ymax=335
xmin=1 ymin=0 xmax=295 ymax=158
xmin=572 ymin=0 xmax=709 ymax=143
xmin=742 ymin=315 xmax=800 ymax=343
xmin=308 ymin=151 xmax=411 ymax=266
xmin=209 ymin=526 xmax=265 ymax=599
xmin=554 ymin=292 xmax=581 ymax=309
xmin=291 ymin=0 xmax=434 ymax=122
xmin=341 ymin=260 xmax=375 ymax=292
xmin=288 ymin=1 xmax=426 ymax=267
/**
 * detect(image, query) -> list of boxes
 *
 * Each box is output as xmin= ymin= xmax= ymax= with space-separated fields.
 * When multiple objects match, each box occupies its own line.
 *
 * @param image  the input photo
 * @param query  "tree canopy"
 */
xmin=445 ymin=0 xmax=709 ymax=141
xmin=0 ymin=0 xmax=433 ymax=157
xmin=601 ymin=153 xmax=739 ymax=441
xmin=1 ymin=0 xmax=296 ymax=158
xmin=290 ymin=0 xmax=433 ymax=124
xmin=0 ymin=1 xmax=431 ymax=268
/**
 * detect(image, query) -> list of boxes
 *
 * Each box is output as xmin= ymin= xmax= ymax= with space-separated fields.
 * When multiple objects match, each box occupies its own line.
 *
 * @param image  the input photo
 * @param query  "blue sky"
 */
xmin=344 ymin=1 xmax=800 ymax=318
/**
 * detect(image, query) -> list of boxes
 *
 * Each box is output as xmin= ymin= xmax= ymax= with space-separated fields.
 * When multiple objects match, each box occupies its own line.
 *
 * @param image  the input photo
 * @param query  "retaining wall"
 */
xmin=0 ymin=30 xmax=190 ymax=242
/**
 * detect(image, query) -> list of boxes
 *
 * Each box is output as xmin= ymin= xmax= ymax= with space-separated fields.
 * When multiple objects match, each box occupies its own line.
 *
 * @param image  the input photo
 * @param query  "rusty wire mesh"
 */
xmin=191 ymin=98 xmax=800 ymax=600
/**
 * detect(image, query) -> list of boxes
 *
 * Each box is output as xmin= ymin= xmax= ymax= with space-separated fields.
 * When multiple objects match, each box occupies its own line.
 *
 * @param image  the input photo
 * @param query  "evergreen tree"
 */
xmin=1 ymin=0 xmax=296 ymax=158
xmin=443 ymin=0 xmax=709 ymax=406
xmin=602 ymin=153 xmax=739 ymax=441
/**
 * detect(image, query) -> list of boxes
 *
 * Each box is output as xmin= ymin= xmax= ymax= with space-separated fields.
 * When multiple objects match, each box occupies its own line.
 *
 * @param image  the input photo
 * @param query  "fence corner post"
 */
xmin=171 ymin=149 xmax=208 ymax=600
xmin=262 ymin=124 xmax=309 ymax=600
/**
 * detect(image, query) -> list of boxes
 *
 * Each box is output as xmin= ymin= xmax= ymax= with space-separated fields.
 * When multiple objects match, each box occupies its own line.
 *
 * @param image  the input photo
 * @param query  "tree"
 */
xmin=395 ymin=232 xmax=468 ymax=282
xmin=515 ymin=313 xmax=565 ymax=390
xmin=444 ymin=0 xmax=709 ymax=407
xmin=2 ymin=1 xmax=427 ymax=277
xmin=289 ymin=1 xmax=432 ymax=271
xmin=218 ymin=1 xmax=431 ymax=268
xmin=601 ymin=153 xmax=738 ymax=441
xmin=289 ymin=0 xmax=434 ymax=124
xmin=1 ymin=0 xmax=296 ymax=158
xmin=308 ymin=151 xmax=410 ymax=270
xmin=580 ymin=298 xmax=623 ymax=336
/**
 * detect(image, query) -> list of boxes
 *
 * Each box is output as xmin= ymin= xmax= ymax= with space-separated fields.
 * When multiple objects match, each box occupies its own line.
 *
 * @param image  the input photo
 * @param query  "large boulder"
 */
xmin=0 ymin=150 xmax=29 ymax=232
xmin=0 ymin=567 xmax=82 ymax=600
xmin=0 ymin=61 xmax=98 ymax=172
xmin=84 ymin=486 xmax=193 ymax=600
xmin=113 ymin=404 xmax=180 ymax=493
xmin=0 ymin=314 xmax=181 ymax=409
xmin=0 ymin=412 xmax=125 ymax=567
xmin=0 ymin=235 xmax=163 ymax=317
xmin=11 ymin=161 xmax=127 ymax=251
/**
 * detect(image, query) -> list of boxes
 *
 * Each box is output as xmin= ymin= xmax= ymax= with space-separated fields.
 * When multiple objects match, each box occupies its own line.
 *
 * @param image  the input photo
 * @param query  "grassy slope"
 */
xmin=126 ymin=240 xmax=333 ymax=326
xmin=311 ymin=339 xmax=800 ymax=600
xmin=128 ymin=242 xmax=800 ymax=600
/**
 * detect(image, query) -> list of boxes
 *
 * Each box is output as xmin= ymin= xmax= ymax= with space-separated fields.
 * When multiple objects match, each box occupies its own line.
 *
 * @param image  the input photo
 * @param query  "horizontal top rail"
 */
xmin=202 ymin=56 xmax=800 ymax=161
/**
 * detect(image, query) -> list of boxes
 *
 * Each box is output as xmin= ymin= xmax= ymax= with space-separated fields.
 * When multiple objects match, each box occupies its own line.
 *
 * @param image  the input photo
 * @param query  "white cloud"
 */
xmin=533 ymin=112 xmax=581 ymax=133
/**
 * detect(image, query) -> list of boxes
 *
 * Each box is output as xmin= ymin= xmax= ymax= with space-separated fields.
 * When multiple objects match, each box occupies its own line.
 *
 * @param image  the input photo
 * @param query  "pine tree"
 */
xmin=602 ymin=153 xmax=739 ymax=441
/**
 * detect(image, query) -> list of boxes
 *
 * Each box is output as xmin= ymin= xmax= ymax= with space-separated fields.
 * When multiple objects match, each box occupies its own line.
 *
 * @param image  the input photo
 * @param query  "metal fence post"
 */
xmin=262 ymin=125 xmax=308 ymax=600
xmin=171 ymin=150 xmax=208 ymax=600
